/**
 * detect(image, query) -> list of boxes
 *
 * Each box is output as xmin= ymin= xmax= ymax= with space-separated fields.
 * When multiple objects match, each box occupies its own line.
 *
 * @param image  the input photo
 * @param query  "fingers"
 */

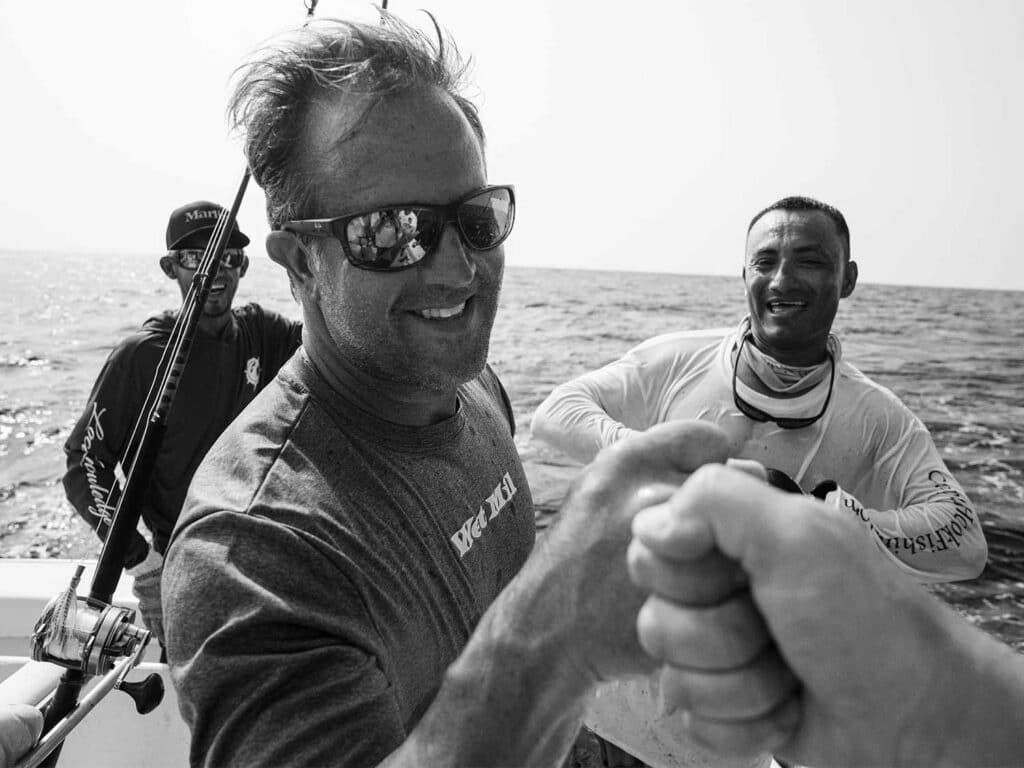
xmin=627 ymin=535 xmax=747 ymax=605
xmin=630 ymin=483 xmax=685 ymax=514
xmin=604 ymin=420 xmax=731 ymax=478
xmin=631 ymin=497 xmax=715 ymax=562
xmin=725 ymin=458 xmax=766 ymax=482
xmin=636 ymin=592 xmax=769 ymax=671
xmin=562 ymin=421 xmax=732 ymax=534
xmin=646 ymin=463 xmax=817 ymax=574
xmin=657 ymin=644 xmax=798 ymax=720
xmin=629 ymin=460 xmax=771 ymax=566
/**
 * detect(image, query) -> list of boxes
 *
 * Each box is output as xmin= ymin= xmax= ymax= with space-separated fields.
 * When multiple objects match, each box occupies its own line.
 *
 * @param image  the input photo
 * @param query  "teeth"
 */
xmin=416 ymin=302 xmax=466 ymax=319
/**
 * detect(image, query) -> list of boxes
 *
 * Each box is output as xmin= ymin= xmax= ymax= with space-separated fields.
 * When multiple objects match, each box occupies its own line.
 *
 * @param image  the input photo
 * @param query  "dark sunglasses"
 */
xmin=732 ymin=333 xmax=835 ymax=429
xmin=281 ymin=185 xmax=515 ymax=271
xmin=170 ymin=248 xmax=246 ymax=271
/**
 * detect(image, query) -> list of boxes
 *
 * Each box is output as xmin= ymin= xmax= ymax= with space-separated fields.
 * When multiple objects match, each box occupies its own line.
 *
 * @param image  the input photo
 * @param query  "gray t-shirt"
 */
xmin=163 ymin=351 xmax=534 ymax=767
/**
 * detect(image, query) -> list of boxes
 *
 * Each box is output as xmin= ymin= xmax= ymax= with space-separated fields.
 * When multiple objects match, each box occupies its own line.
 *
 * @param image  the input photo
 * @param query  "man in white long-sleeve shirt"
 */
xmin=532 ymin=195 xmax=987 ymax=583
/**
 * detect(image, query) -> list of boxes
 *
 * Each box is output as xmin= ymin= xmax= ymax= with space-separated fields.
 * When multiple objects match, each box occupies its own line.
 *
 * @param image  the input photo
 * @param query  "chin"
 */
xmin=202 ymin=303 xmax=232 ymax=318
xmin=406 ymin=349 xmax=490 ymax=392
xmin=419 ymin=361 xmax=487 ymax=392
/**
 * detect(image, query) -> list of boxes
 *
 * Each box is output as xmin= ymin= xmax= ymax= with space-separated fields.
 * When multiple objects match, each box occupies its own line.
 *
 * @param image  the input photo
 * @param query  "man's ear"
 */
xmin=266 ymin=231 xmax=316 ymax=290
xmin=238 ymin=254 xmax=250 ymax=278
xmin=841 ymin=260 xmax=858 ymax=298
xmin=159 ymin=256 xmax=177 ymax=280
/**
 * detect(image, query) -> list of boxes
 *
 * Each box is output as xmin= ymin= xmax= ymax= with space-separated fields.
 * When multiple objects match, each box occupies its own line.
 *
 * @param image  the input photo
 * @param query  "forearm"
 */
xmin=532 ymin=384 xmax=639 ymax=464
xmin=913 ymin=597 xmax=1024 ymax=768
xmin=386 ymin=549 xmax=593 ymax=767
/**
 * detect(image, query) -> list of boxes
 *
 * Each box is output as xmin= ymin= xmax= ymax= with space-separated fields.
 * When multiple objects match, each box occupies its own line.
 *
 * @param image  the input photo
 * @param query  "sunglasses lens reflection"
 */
xmin=345 ymin=209 xmax=433 ymax=269
xmin=459 ymin=188 xmax=514 ymax=250
xmin=339 ymin=186 xmax=514 ymax=271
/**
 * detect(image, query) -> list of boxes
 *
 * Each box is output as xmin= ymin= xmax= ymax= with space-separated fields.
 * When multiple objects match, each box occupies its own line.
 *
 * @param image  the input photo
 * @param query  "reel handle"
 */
xmin=118 ymin=673 xmax=165 ymax=715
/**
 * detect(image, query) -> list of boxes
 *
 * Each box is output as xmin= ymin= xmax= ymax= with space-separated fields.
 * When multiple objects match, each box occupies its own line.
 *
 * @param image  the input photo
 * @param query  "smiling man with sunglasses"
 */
xmin=62 ymin=200 xmax=302 ymax=653
xmin=156 ymin=14 xmax=762 ymax=768
xmin=533 ymin=196 xmax=987 ymax=584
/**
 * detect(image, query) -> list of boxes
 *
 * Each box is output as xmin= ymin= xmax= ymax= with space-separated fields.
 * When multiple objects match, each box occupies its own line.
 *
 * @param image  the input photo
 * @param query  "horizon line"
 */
xmin=0 ymin=247 xmax=1018 ymax=294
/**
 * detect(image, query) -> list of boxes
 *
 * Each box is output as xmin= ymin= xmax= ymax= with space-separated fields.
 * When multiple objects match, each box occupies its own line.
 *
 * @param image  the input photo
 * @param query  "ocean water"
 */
xmin=2 ymin=251 xmax=1023 ymax=648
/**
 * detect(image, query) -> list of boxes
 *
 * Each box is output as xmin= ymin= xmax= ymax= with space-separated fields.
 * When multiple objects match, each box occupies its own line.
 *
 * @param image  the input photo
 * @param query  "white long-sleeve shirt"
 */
xmin=532 ymin=327 xmax=987 ymax=583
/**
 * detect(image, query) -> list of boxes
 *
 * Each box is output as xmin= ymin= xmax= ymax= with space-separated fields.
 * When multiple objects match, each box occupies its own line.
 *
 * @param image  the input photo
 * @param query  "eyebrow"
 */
xmin=750 ymin=243 xmax=837 ymax=261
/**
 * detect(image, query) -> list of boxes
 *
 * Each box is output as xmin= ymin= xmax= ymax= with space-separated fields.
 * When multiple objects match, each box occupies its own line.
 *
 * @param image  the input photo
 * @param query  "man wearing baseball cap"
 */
xmin=62 ymin=200 xmax=303 ymax=653
xmin=161 ymin=200 xmax=253 ymax=335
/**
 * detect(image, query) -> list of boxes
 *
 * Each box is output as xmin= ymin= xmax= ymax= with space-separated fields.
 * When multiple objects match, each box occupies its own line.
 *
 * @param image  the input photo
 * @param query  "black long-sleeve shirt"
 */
xmin=63 ymin=303 xmax=302 ymax=567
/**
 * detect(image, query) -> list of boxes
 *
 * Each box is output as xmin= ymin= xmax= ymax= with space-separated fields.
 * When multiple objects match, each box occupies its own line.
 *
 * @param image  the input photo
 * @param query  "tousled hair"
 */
xmin=747 ymin=196 xmax=851 ymax=258
xmin=228 ymin=12 xmax=485 ymax=231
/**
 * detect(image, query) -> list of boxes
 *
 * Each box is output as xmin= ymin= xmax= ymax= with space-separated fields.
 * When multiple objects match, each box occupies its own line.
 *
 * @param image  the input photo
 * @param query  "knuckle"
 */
xmin=625 ymin=538 xmax=655 ymax=588
xmin=635 ymin=598 xmax=668 ymax=660
xmin=686 ymin=463 xmax=731 ymax=498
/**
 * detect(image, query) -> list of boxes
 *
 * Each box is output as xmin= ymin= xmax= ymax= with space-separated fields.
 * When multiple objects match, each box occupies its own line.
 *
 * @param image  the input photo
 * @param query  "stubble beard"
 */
xmin=324 ymin=299 xmax=497 ymax=394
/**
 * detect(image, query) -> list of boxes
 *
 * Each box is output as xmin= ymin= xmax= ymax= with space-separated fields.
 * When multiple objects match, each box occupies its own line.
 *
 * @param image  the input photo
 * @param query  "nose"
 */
xmin=768 ymin=254 xmax=799 ymax=289
xmin=423 ymin=223 xmax=476 ymax=288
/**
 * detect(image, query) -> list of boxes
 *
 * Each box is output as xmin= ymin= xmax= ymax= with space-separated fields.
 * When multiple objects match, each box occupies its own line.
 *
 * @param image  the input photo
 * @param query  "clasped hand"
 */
xmin=627 ymin=461 xmax=955 ymax=766
xmin=543 ymin=420 xmax=758 ymax=686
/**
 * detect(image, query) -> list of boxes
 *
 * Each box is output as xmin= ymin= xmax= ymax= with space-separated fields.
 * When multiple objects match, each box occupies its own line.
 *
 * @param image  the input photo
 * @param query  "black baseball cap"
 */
xmin=165 ymin=200 xmax=250 ymax=250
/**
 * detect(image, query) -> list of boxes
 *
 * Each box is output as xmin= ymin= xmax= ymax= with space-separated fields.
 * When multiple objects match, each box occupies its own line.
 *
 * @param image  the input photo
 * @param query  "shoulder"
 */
xmin=163 ymin=501 xmax=367 ymax=660
xmin=836 ymin=362 xmax=926 ymax=430
xmin=629 ymin=327 xmax=730 ymax=355
xmin=103 ymin=317 xmax=174 ymax=370
xmin=233 ymin=303 xmax=302 ymax=335
xmin=186 ymin=373 xmax=313 ymax=505
xmin=168 ymin=383 xmax=346 ymax=574
xmin=620 ymin=327 xmax=730 ymax=370
xmin=230 ymin=304 xmax=303 ymax=363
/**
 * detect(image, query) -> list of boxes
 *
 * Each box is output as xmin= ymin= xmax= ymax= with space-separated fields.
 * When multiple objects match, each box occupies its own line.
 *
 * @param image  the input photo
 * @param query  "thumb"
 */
xmin=598 ymin=420 xmax=732 ymax=479
xmin=633 ymin=463 xmax=830 ymax=577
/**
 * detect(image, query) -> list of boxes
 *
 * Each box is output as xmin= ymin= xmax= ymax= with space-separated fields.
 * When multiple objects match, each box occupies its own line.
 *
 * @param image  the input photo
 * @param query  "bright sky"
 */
xmin=1 ymin=0 xmax=1021 ymax=290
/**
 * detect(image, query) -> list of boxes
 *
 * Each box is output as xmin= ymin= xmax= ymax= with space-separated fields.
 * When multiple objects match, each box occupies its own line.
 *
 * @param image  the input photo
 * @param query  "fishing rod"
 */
xmin=23 ymin=169 xmax=250 ymax=768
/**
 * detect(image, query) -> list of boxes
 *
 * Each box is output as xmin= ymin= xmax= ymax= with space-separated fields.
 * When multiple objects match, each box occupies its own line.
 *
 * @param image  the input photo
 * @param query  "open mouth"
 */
xmin=209 ymin=283 xmax=227 ymax=296
xmin=413 ymin=300 xmax=468 ymax=320
xmin=767 ymin=300 xmax=807 ymax=313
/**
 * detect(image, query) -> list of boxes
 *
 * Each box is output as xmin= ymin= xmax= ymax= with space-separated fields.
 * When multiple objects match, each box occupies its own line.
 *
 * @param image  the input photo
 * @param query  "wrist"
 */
xmin=913 ymin=600 xmax=1024 ymax=767
xmin=478 ymin=545 xmax=600 ymax=700
xmin=406 ymin=562 xmax=594 ymax=767
xmin=427 ymin=599 xmax=591 ymax=766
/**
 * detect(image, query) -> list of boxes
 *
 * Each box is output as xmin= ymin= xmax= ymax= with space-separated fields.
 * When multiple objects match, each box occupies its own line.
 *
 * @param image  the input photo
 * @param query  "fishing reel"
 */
xmin=29 ymin=565 xmax=163 ymax=715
